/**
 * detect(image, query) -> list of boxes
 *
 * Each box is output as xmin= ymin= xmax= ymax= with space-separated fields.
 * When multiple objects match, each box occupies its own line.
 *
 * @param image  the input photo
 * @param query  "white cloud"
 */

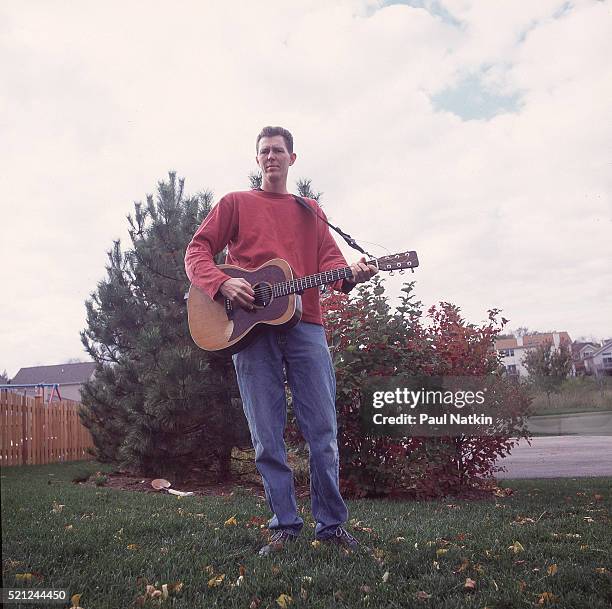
xmin=1 ymin=0 xmax=610 ymax=376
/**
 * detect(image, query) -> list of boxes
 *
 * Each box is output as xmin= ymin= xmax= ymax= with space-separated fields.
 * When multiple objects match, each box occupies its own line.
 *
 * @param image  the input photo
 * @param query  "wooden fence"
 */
xmin=0 ymin=390 xmax=95 ymax=466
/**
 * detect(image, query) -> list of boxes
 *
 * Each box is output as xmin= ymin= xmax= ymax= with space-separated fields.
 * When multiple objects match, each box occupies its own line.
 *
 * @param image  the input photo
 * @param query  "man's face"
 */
xmin=256 ymin=135 xmax=296 ymax=182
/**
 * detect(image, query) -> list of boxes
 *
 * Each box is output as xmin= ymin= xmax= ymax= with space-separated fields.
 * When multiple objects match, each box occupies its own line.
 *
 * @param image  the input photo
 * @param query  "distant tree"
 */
xmin=80 ymin=172 xmax=250 ymax=482
xmin=295 ymin=178 xmax=323 ymax=203
xmin=523 ymin=342 xmax=573 ymax=406
xmin=514 ymin=327 xmax=530 ymax=337
xmin=0 ymin=370 xmax=9 ymax=383
xmin=247 ymin=172 xmax=322 ymax=204
xmin=248 ymin=171 xmax=262 ymax=190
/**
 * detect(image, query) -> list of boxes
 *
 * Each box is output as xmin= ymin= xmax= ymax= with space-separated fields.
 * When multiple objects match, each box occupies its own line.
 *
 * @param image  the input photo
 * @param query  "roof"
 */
xmin=495 ymin=338 xmax=518 ymax=349
xmin=495 ymin=332 xmax=572 ymax=351
xmin=12 ymin=362 xmax=96 ymax=385
xmin=572 ymin=341 xmax=600 ymax=356
xmin=522 ymin=332 xmax=571 ymax=348
xmin=584 ymin=340 xmax=612 ymax=359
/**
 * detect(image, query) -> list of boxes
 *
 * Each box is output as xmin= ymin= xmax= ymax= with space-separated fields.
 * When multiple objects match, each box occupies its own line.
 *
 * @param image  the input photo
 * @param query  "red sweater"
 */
xmin=184 ymin=189 xmax=352 ymax=325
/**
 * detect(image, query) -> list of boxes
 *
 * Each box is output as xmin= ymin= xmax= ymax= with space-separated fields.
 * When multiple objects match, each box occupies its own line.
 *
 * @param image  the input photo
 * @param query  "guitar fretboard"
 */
xmin=273 ymin=266 xmax=355 ymax=297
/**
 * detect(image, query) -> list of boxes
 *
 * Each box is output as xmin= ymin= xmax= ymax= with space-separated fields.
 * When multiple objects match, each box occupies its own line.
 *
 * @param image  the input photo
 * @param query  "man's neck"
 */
xmin=261 ymin=177 xmax=289 ymax=194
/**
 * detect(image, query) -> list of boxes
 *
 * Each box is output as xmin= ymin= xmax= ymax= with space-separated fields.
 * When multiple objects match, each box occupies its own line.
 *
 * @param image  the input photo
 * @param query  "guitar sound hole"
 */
xmin=252 ymin=282 xmax=273 ymax=307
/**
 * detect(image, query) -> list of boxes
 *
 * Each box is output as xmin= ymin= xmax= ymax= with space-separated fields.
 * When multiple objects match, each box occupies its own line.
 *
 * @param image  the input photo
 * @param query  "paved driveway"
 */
xmin=496 ymin=435 xmax=612 ymax=479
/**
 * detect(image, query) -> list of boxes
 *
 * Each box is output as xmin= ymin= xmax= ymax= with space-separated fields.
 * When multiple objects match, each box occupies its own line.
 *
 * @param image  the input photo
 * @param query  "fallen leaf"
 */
xmin=271 ymin=565 xmax=281 ymax=575
xmin=15 ymin=574 xmax=33 ymax=582
xmin=300 ymin=587 xmax=308 ymax=600
xmin=70 ymin=593 xmax=82 ymax=607
xmin=224 ymin=515 xmax=238 ymax=526
xmin=360 ymin=585 xmax=371 ymax=594
xmin=537 ymin=592 xmax=558 ymax=604
xmin=508 ymin=541 xmax=524 ymax=554
xmin=464 ymin=578 xmax=476 ymax=591
xmin=276 ymin=593 xmax=293 ymax=608
xmin=239 ymin=565 xmax=246 ymax=577
xmin=416 ymin=590 xmax=432 ymax=600
xmin=301 ymin=576 xmax=313 ymax=583
xmin=249 ymin=597 xmax=262 ymax=609
xmin=512 ymin=515 xmax=535 ymax=525
xmin=65 ymin=524 xmax=74 ymax=531
xmin=432 ymin=560 xmax=439 ymax=570
xmin=455 ymin=558 xmax=470 ymax=573
xmin=593 ymin=494 xmax=603 ymax=501
xmin=311 ymin=540 xmax=321 ymax=548
xmin=518 ymin=580 xmax=527 ymax=592
xmin=235 ymin=575 xmax=244 ymax=587
xmin=595 ymin=567 xmax=611 ymax=575
xmin=547 ymin=564 xmax=558 ymax=576
xmin=382 ymin=571 xmax=390 ymax=583
xmin=127 ymin=544 xmax=139 ymax=551
xmin=394 ymin=536 xmax=406 ymax=542
xmin=52 ymin=502 xmax=65 ymax=513
xmin=208 ymin=574 xmax=225 ymax=588
xmin=436 ymin=548 xmax=448 ymax=557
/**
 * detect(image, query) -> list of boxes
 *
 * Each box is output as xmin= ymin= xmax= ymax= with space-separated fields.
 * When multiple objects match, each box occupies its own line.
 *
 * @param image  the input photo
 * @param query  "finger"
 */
xmin=239 ymin=279 xmax=255 ymax=296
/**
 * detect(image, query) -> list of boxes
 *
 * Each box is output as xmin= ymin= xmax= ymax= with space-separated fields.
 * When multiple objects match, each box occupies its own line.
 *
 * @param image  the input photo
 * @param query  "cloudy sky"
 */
xmin=1 ymin=0 xmax=611 ymax=377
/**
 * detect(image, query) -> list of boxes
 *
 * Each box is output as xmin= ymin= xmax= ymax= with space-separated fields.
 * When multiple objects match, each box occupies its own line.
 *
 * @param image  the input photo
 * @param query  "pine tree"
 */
xmin=80 ymin=172 xmax=250 ymax=482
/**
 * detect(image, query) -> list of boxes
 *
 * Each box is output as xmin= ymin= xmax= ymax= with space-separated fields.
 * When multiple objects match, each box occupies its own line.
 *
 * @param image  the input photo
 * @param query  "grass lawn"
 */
xmin=1 ymin=461 xmax=610 ymax=609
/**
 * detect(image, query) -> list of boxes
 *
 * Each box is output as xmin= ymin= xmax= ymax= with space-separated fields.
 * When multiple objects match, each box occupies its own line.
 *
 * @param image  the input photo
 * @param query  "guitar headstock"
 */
xmin=374 ymin=251 xmax=419 ymax=271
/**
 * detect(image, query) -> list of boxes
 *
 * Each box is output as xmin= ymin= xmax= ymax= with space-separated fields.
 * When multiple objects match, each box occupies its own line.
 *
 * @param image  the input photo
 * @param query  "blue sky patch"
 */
xmin=431 ymin=72 xmax=522 ymax=120
xmin=379 ymin=0 xmax=462 ymax=27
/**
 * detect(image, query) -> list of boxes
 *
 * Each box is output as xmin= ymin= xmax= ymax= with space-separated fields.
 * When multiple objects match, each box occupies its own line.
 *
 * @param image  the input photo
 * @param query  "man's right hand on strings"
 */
xmin=220 ymin=278 xmax=255 ymax=310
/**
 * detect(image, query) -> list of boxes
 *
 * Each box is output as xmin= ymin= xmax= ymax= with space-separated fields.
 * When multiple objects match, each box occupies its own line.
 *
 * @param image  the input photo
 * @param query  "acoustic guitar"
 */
xmin=187 ymin=251 xmax=419 ymax=355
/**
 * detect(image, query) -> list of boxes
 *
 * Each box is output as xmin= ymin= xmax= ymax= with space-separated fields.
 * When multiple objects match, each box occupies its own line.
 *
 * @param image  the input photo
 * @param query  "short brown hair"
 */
xmin=256 ymin=126 xmax=294 ymax=154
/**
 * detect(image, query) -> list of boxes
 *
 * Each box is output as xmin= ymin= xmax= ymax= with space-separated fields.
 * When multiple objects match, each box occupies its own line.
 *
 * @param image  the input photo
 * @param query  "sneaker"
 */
xmin=319 ymin=526 xmax=364 ymax=551
xmin=258 ymin=530 xmax=298 ymax=557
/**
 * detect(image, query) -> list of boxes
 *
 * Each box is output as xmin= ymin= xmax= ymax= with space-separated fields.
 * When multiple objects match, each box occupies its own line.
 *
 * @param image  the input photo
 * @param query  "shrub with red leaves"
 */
xmin=318 ymin=277 xmax=531 ymax=499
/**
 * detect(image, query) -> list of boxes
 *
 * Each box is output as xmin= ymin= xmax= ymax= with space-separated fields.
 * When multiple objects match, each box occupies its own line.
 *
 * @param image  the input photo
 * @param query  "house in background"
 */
xmin=572 ymin=341 xmax=601 ymax=375
xmin=583 ymin=340 xmax=612 ymax=377
xmin=494 ymin=332 xmax=572 ymax=378
xmin=10 ymin=362 xmax=96 ymax=401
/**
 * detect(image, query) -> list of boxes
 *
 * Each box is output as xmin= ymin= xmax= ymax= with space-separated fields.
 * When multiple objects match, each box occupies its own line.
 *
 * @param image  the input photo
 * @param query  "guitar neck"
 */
xmin=274 ymin=261 xmax=376 ymax=297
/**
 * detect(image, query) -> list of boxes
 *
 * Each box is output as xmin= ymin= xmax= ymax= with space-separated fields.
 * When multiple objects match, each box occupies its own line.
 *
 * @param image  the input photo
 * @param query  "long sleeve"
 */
xmin=184 ymin=195 xmax=238 ymax=299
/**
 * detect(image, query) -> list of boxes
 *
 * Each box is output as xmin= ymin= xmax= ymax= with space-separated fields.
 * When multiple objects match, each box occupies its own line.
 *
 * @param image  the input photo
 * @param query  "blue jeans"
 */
xmin=232 ymin=321 xmax=348 ymax=539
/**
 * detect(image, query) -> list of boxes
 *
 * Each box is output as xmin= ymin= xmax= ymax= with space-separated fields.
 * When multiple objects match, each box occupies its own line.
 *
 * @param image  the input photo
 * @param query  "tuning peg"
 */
xmin=389 ymin=270 xmax=394 ymax=276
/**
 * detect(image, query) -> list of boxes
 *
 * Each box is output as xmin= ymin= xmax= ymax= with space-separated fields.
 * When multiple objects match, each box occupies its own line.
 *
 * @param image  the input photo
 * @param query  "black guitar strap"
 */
xmin=292 ymin=195 xmax=373 ymax=259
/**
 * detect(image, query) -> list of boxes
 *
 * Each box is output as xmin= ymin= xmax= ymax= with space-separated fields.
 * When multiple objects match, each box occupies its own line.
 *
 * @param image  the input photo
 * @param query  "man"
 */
xmin=184 ymin=126 xmax=377 ymax=556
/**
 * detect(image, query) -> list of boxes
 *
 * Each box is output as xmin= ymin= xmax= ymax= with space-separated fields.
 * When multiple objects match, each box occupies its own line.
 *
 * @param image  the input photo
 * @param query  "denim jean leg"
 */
xmin=284 ymin=322 xmax=348 ymax=539
xmin=232 ymin=329 xmax=303 ymax=536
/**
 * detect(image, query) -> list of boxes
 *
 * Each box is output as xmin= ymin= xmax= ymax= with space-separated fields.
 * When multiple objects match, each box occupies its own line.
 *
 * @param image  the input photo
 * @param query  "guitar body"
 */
xmin=187 ymin=258 xmax=302 ymax=356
